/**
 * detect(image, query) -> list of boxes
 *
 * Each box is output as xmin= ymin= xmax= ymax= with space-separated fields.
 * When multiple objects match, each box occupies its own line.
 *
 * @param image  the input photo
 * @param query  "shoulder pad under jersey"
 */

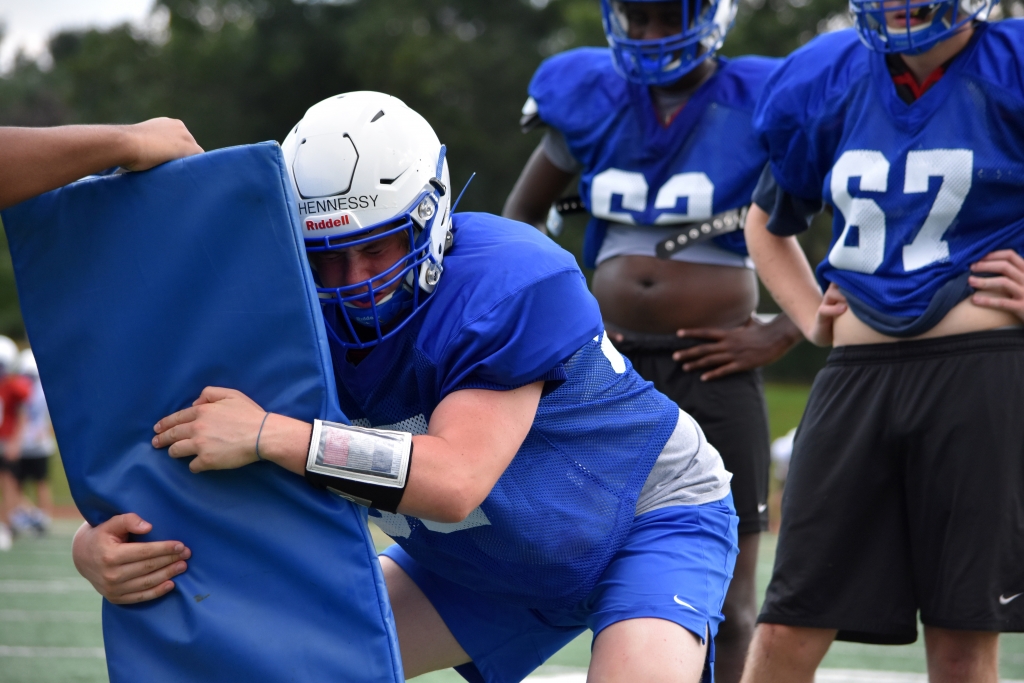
xmin=528 ymin=48 xmax=628 ymax=137
xmin=963 ymin=20 xmax=1024 ymax=95
xmin=754 ymin=29 xmax=867 ymax=201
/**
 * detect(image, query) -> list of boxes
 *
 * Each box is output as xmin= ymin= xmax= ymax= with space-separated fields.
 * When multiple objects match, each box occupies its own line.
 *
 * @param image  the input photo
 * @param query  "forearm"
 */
xmin=239 ymin=383 xmax=539 ymax=523
xmin=744 ymin=204 xmax=822 ymax=338
xmin=255 ymin=413 xmax=314 ymax=475
xmin=396 ymin=434 xmax=500 ymax=523
xmin=763 ymin=311 xmax=804 ymax=349
xmin=396 ymin=383 xmax=541 ymax=522
xmin=0 ymin=126 xmax=138 ymax=209
xmin=262 ymin=419 xmax=500 ymax=522
xmin=257 ymin=415 xmax=487 ymax=521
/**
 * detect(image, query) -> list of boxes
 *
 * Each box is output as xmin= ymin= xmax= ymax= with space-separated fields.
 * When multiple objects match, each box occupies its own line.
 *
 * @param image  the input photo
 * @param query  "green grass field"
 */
xmin=4 ymin=383 xmax=1024 ymax=682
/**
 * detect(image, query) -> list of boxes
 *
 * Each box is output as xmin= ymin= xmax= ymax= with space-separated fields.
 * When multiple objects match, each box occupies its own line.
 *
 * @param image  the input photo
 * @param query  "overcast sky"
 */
xmin=0 ymin=0 xmax=154 ymax=71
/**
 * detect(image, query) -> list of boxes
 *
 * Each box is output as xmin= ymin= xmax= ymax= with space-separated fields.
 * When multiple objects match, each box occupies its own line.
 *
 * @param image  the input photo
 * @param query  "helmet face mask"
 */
xmin=282 ymin=92 xmax=453 ymax=349
xmin=307 ymin=193 xmax=438 ymax=346
xmin=851 ymin=0 xmax=994 ymax=54
xmin=602 ymin=0 xmax=736 ymax=86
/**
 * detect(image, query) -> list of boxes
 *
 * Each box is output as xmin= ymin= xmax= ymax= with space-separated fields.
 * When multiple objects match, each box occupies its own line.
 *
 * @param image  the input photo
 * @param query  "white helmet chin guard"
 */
xmin=282 ymin=91 xmax=453 ymax=349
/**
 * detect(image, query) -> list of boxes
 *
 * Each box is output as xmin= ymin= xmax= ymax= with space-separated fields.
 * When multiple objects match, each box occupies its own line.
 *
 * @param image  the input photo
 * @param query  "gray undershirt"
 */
xmin=634 ymin=409 xmax=732 ymax=516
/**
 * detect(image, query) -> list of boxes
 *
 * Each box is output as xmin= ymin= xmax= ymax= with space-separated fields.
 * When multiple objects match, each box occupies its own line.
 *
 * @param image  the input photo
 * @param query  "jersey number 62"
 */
xmin=590 ymin=169 xmax=715 ymax=225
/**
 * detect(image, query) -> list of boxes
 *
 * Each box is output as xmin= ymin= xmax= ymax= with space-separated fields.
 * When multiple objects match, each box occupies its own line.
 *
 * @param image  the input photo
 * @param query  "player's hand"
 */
xmin=671 ymin=314 xmax=801 ymax=381
xmin=970 ymin=250 xmax=1024 ymax=322
xmin=806 ymin=283 xmax=847 ymax=346
xmin=121 ymin=118 xmax=203 ymax=172
xmin=72 ymin=513 xmax=190 ymax=605
xmin=153 ymin=386 xmax=266 ymax=473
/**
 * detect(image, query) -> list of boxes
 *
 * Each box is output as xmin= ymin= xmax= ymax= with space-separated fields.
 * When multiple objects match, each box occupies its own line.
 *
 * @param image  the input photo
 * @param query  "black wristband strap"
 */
xmin=303 ymin=420 xmax=412 ymax=514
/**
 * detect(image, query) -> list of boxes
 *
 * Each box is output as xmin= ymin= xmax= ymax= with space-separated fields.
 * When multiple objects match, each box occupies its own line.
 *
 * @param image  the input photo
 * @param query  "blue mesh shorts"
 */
xmin=382 ymin=495 xmax=738 ymax=683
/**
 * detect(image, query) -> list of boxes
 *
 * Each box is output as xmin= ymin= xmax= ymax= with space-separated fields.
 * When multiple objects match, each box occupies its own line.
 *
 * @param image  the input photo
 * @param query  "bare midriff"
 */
xmin=592 ymin=255 xmax=758 ymax=334
xmin=832 ymin=297 xmax=1023 ymax=346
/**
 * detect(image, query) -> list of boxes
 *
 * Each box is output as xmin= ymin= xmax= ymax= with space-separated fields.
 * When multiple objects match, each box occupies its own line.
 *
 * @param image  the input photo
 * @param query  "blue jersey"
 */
xmin=331 ymin=213 xmax=680 ymax=608
xmin=529 ymin=48 xmax=780 ymax=267
xmin=756 ymin=23 xmax=1024 ymax=334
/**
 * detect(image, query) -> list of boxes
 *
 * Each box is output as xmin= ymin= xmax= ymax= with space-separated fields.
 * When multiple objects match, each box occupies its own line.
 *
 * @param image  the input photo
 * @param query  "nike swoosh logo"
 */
xmin=758 ymin=504 xmax=768 ymax=513
xmin=1000 ymin=593 xmax=1022 ymax=605
xmin=673 ymin=596 xmax=698 ymax=611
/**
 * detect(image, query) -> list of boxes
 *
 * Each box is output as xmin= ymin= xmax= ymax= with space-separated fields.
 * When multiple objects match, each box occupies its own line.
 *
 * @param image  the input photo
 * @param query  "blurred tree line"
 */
xmin=10 ymin=0 xmax=992 ymax=379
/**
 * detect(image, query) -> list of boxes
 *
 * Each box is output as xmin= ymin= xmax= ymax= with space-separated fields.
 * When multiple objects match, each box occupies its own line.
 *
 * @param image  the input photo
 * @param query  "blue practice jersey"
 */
xmin=529 ymin=48 xmax=780 ymax=267
xmin=331 ymin=213 xmax=680 ymax=608
xmin=756 ymin=23 xmax=1024 ymax=334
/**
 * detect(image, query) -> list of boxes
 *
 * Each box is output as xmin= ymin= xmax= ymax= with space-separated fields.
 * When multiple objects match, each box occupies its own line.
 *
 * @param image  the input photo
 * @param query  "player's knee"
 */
xmin=718 ymin=600 xmax=757 ymax=642
xmin=749 ymin=623 xmax=835 ymax=670
xmin=592 ymin=619 xmax=706 ymax=683
xmin=926 ymin=628 xmax=998 ymax=676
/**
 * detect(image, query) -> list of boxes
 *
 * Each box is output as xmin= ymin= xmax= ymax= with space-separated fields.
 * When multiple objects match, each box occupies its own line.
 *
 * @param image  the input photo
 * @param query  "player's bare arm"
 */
xmin=72 ymin=513 xmax=190 ymax=604
xmin=152 ymin=382 xmax=544 ymax=523
xmin=503 ymin=146 xmax=576 ymax=233
xmin=743 ymin=204 xmax=846 ymax=346
xmin=0 ymin=119 xmax=203 ymax=210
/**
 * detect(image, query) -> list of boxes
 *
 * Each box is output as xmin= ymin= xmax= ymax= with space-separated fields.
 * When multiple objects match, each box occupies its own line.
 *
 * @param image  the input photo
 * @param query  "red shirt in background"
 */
xmin=0 ymin=374 xmax=33 ymax=440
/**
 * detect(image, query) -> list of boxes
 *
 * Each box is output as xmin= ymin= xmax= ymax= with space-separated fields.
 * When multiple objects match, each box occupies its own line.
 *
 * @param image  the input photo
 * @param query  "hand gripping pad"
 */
xmin=0 ymin=143 xmax=403 ymax=683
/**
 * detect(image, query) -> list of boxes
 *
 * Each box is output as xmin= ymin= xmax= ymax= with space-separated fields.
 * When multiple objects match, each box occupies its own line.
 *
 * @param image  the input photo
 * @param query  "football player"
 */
xmin=741 ymin=1 xmax=1024 ymax=681
xmin=72 ymin=92 xmax=741 ymax=683
xmin=503 ymin=3 xmax=801 ymax=680
xmin=0 ymin=120 xmax=202 ymax=210
xmin=0 ymin=336 xmax=28 ymax=549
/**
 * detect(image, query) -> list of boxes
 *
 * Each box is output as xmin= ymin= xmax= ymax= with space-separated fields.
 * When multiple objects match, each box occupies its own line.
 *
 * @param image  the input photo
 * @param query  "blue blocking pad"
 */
xmin=1 ymin=143 xmax=402 ymax=683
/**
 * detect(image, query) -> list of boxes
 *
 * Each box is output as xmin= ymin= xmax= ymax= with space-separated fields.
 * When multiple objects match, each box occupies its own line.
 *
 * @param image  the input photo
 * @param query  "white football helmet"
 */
xmin=281 ymin=92 xmax=453 ymax=349
xmin=18 ymin=349 xmax=37 ymax=379
xmin=0 ymin=337 xmax=18 ymax=375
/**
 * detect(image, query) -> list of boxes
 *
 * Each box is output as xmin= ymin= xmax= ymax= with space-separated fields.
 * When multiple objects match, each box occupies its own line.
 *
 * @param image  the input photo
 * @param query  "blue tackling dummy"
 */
xmin=0 ymin=144 xmax=403 ymax=683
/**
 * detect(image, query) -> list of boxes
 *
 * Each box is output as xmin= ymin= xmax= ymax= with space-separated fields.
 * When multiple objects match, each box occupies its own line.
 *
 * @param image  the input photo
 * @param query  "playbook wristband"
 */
xmin=304 ymin=420 xmax=412 ymax=513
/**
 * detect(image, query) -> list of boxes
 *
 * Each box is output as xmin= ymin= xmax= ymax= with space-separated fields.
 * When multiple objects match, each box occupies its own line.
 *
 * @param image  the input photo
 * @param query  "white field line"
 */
xmin=0 ymin=609 xmax=99 ymax=622
xmin=0 ymin=646 xmax=105 ymax=659
xmin=0 ymin=579 xmax=94 ymax=593
xmin=817 ymin=671 xmax=1024 ymax=683
xmin=523 ymin=669 xmax=1024 ymax=683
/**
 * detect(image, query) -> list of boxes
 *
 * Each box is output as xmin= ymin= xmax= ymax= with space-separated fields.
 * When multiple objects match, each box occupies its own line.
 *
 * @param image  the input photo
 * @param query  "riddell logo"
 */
xmin=306 ymin=214 xmax=351 ymax=231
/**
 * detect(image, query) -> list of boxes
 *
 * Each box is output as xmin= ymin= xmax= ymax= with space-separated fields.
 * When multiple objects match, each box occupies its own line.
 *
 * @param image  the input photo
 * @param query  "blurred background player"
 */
xmin=9 ymin=349 xmax=55 ymax=536
xmin=73 ymin=92 xmax=739 ymax=683
xmin=0 ymin=335 xmax=30 ymax=548
xmin=504 ymin=2 xmax=800 ymax=680
xmin=743 ymin=0 xmax=1024 ymax=681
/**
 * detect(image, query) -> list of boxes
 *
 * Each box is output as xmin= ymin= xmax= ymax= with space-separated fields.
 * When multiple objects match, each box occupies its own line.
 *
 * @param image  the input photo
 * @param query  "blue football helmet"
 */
xmin=601 ymin=0 xmax=737 ymax=86
xmin=282 ymin=92 xmax=453 ymax=350
xmin=851 ymin=0 xmax=995 ymax=54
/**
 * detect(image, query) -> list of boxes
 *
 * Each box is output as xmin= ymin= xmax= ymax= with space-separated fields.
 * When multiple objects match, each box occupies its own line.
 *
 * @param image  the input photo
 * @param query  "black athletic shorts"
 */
xmin=15 ymin=457 xmax=48 ymax=483
xmin=760 ymin=329 xmax=1024 ymax=643
xmin=612 ymin=328 xmax=770 ymax=535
